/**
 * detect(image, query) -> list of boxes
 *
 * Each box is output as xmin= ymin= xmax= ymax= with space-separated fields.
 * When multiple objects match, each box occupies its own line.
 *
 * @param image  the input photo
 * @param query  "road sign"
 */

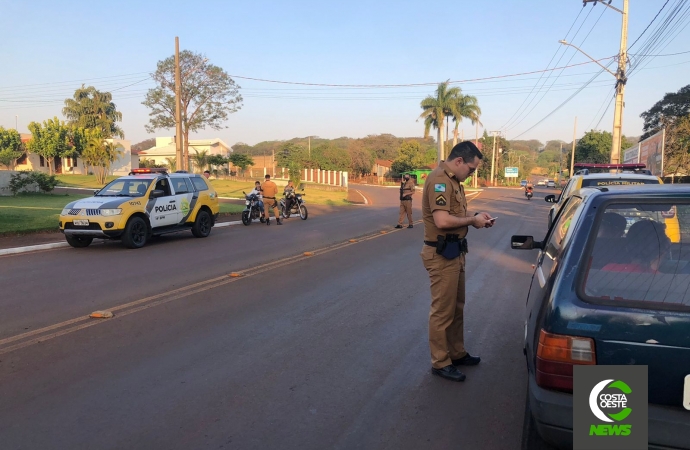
xmin=504 ymin=167 xmax=518 ymax=178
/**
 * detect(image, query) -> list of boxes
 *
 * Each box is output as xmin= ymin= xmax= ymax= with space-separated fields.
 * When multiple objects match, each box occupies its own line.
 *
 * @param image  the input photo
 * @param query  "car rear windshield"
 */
xmin=583 ymin=202 xmax=690 ymax=310
xmin=581 ymin=178 xmax=659 ymax=188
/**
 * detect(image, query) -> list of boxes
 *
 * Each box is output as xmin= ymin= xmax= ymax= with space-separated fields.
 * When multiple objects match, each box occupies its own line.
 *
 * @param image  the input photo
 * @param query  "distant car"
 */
xmin=545 ymin=163 xmax=662 ymax=228
xmin=537 ymin=180 xmax=546 ymax=186
xmin=520 ymin=180 xmax=528 ymax=187
xmin=59 ymin=169 xmax=219 ymax=249
xmin=512 ymin=184 xmax=690 ymax=449
xmin=546 ymin=180 xmax=556 ymax=188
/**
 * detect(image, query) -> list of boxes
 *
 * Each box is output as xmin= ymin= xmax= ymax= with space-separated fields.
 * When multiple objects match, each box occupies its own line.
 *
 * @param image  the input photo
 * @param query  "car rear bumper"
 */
xmin=529 ymin=375 xmax=690 ymax=449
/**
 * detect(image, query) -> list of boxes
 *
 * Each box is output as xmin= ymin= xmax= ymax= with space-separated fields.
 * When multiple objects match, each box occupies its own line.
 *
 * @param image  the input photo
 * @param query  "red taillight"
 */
xmin=536 ymin=330 xmax=596 ymax=392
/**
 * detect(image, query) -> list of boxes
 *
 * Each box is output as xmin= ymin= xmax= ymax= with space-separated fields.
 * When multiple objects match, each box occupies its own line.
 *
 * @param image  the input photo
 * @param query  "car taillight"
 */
xmin=536 ymin=329 xmax=596 ymax=393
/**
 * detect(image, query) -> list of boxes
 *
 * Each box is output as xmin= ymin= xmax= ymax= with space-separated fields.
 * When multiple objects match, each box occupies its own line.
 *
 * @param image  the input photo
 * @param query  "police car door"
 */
xmin=151 ymin=178 xmax=181 ymax=227
xmin=172 ymin=177 xmax=196 ymax=224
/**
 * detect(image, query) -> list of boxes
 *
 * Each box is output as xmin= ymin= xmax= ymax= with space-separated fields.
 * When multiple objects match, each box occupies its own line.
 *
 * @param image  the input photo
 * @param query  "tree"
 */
xmin=311 ymin=143 xmax=351 ymax=171
xmin=228 ymin=153 xmax=254 ymax=176
xmin=276 ymin=143 xmax=307 ymax=185
xmin=450 ymin=93 xmax=482 ymax=148
xmin=419 ymin=82 xmax=461 ymax=162
xmin=640 ymin=84 xmax=690 ymax=140
xmin=143 ymin=50 xmax=243 ymax=170
xmin=348 ymin=141 xmax=375 ymax=177
xmin=164 ymin=157 xmax=177 ymax=172
xmin=81 ymin=136 xmax=122 ymax=184
xmin=192 ymin=149 xmax=209 ymax=173
xmin=575 ymin=130 xmax=634 ymax=164
xmin=207 ymin=154 xmax=228 ymax=175
xmin=391 ymin=141 xmax=428 ymax=174
xmin=62 ymin=85 xmax=124 ymax=139
xmin=0 ymin=127 xmax=24 ymax=170
xmin=26 ymin=117 xmax=74 ymax=175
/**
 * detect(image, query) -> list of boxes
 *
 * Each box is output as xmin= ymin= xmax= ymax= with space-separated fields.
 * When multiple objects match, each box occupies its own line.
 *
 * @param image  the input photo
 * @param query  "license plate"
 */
xmin=73 ymin=220 xmax=89 ymax=226
xmin=684 ymin=375 xmax=690 ymax=410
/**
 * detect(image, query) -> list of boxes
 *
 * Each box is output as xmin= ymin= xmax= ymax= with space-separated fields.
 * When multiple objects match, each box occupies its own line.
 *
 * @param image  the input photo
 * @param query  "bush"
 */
xmin=8 ymin=171 xmax=59 ymax=195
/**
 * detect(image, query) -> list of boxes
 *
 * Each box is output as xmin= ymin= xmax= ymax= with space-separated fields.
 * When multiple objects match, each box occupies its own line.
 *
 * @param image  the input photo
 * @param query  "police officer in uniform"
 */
xmin=261 ymin=174 xmax=282 ymax=226
xmin=395 ymin=174 xmax=415 ymax=229
xmin=421 ymin=141 xmax=494 ymax=382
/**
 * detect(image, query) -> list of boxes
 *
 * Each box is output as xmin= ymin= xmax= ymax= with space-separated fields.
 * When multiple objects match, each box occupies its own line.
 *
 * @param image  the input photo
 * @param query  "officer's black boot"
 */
xmin=277 ymin=218 xmax=283 ymax=225
xmin=451 ymin=353 xmax=481 ymax=366
xmin=431 ymin=365 xmax=466 ymax=382
xmin=266 ymin=218 xmax=270 ymax=226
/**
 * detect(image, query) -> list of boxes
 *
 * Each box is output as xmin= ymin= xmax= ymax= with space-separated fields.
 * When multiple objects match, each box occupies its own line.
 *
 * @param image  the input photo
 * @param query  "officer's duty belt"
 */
xmin=264 ymin=196 xmax=275 ymax=199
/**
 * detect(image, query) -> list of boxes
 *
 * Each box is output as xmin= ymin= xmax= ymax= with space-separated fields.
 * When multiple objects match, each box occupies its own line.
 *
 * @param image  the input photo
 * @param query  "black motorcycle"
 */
xmin=241 ymin=192 xmax=265 ymax=225
xmin=280 ymin=191 xmax=308 ymax=220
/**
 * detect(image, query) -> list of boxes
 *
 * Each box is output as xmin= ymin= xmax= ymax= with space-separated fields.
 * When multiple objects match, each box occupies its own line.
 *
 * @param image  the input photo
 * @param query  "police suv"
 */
xmin=59 ymin=169 xmax=220 ymax=249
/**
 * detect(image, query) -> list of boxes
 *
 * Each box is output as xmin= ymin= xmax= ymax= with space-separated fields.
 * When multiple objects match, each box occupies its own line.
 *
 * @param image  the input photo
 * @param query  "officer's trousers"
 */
xmin=263 ymin=198 xmax=279 ymax=219
xmin=421 ymin=244 xmax=467 ymax=369
xmin=398 ymin=200 xmax=413 ymax=225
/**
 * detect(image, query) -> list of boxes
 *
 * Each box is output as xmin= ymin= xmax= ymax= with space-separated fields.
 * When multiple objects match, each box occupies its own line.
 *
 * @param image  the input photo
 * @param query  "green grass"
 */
xmin=55 ymin=174 xmax=118 ymax=188
xmin=219 ymin=203 xmax=244 ymax=214
xmin=209 ymin=179 xmax=349 ymax=206
xmin=0 ymin=193 xmax=88 ymax=235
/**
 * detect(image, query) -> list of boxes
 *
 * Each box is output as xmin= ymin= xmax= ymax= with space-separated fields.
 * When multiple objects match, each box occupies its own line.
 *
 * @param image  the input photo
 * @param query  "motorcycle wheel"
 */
xmin=282 ymin=205 xmax=290 ymax=219
xmin=299 ymin=204 xmax=308 ymax=220
xmin=242 ymin=210 xmax=251 ymax=226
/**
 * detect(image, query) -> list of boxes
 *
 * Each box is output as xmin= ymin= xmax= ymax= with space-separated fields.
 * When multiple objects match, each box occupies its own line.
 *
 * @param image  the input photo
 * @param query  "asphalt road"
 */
xmin=0 ymin=185 xmax=555 ymax=450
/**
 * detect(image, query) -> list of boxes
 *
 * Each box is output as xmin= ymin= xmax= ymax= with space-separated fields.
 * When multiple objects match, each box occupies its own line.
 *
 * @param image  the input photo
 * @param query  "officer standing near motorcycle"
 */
xmin=283 ymin=180 xmax=296 ymax=218
xmin=421 ymin=141 xmax=494 ymax=383
xmin=261 ymin=174 xmax=282 ymax=226
xmin=395 ymin=174 xmax=415 ymax=229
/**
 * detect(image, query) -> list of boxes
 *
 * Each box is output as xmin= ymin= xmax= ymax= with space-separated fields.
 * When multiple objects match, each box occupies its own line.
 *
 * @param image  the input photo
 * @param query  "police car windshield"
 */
xmin=96 ymin=179 xmax=152 ymax=197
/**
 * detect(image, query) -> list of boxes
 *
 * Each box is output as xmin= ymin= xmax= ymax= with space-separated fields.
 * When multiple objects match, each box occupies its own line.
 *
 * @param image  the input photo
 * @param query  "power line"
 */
xmin=628 ymin=0 xmax=671 ymax=51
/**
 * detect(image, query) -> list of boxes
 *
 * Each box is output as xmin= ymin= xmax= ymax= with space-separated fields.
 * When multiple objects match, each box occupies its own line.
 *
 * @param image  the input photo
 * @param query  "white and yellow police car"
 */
xmin=59 ymin=169 xmax=220 ymax=249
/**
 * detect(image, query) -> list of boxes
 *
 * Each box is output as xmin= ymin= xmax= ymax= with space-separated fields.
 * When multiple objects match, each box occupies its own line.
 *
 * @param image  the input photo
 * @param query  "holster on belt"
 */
xmin=435 ymin=234 xmax=468 ymax=259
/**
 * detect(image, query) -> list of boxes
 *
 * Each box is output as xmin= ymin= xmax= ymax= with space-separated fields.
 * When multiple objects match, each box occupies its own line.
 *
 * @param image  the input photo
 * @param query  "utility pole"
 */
xmin=570 ymin=116 xmax=577 ymax=178
xmin=174 ymin=37 xmax=183 ymax=171
xmin=15 ymin=115 xmax=18 ymax=131
xmin=490 ymin=131 xmax=499 ymax=186
xmin=308 ymin=136 xmax=311 ymax=159
xmin=474 ymin=123 xmax=479 ymax=188
xmin=579 ymin=0 xmax=629 ymax=164
xmin=559 ymin=142 xmax=563 ymax=181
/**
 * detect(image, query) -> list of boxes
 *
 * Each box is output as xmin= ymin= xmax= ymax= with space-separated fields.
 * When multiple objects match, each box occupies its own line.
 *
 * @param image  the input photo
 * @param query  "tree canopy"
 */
xmin=62 ymin=85 xmax=124 ymax=139
xmin=575 ymin=130 xmax=634 ymax=164
xmin=0 ymin=127 xmax=24 ymax=170
xmin=142 ymin=50 xmax=242 ymax=169
xmin=640 ymin=84 xmax=690 ymax=141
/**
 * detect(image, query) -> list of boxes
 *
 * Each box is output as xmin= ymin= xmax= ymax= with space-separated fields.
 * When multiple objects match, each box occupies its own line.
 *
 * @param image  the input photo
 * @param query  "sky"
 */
xmin=1 ymin=0 xmax=689 ymax=147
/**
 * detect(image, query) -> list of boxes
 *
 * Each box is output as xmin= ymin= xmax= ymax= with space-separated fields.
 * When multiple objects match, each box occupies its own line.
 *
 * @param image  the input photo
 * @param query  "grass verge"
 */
xmin=0 ymin=193 xmax=87 ymax=235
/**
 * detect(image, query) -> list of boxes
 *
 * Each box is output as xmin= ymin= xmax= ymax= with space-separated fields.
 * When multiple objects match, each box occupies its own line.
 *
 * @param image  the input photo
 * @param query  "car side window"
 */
xmin=545 ymin=196 xmax=582 ymax=259
xmin=172 ymin=178 xmax=189 ymax=194
xmin=184 ymin=178 xmax=195 ymax=193
xmin=191 ymin=177 xmax=209 ymax=191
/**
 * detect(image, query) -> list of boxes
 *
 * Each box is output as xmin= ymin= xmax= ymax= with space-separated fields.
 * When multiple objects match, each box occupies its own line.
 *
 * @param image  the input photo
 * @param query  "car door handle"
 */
xmin=169 ymin=200 xmax=175 ymax=203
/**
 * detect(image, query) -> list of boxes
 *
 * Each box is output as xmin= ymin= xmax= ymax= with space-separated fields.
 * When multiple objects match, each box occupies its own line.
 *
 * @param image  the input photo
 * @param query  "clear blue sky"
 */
xmin=2 ymin=0 xmax=689 ymax=146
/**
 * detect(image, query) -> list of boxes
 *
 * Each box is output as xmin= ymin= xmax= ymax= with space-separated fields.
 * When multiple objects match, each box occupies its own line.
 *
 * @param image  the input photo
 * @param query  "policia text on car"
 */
xmin=421 ymin=141 xmax=494 ymax=382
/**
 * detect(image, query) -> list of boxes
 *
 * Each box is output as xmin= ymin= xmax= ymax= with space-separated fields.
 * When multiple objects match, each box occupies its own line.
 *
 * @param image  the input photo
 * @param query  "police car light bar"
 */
xmin=130 ymin=168 xmax=168 ymax=174
xmin=573 ymin=163 xmax=646 ymax=170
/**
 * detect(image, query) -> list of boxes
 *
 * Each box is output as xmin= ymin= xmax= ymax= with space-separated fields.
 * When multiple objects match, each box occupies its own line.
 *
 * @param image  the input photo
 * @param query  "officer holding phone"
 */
xmin=421 ymin=141 xmax=494 ymax=382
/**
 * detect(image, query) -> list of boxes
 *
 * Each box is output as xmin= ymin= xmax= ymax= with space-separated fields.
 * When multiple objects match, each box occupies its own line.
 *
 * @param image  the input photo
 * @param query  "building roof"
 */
xmin=375 ymin=159 xmax=393 ymax=167
xmin=139 ymin=137 xmax=232 ymax=156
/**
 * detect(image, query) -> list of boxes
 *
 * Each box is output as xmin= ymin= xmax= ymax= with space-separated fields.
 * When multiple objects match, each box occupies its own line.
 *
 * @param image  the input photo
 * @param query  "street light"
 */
xmin=558 ymin=40 xmax=616 ymax=77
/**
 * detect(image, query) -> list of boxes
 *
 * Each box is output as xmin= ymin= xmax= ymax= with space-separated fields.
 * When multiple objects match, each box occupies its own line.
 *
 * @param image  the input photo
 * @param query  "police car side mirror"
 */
xmin=511 ymin=235 xmax=543 ymax=250
xmin=545 ymin=194 xmax=557 ymax=203
xmin=94 ymin=189 xmax=100 ymax=195
xmin=150 ymin=189 xmax=165 ymax=199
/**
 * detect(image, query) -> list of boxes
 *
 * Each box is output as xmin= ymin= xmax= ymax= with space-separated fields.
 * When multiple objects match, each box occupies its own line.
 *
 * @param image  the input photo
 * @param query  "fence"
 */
xmin=237 ymin=167 xmax=349 ymax=187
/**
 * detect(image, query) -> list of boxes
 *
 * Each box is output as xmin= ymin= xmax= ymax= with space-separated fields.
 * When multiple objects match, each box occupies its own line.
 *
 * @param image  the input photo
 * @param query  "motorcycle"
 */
xmin=241 ymin=192 xmax=265 ymax=225
xmin=525 ymin=189 xmax=533 ymax=200
xmin=279 ymin=191 xmax=308 ymax=220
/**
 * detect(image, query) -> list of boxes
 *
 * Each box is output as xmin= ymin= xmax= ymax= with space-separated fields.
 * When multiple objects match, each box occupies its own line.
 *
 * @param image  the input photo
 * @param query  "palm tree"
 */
xmin=450 ymin=94 xmax=482 ymax=150
xmin=419 ymin=82 xmax=461 ymax=162
xmin=192 ymin=149 xmax=209 ymax=174
xmin=165 ymin=157 xmax=177 ymax=172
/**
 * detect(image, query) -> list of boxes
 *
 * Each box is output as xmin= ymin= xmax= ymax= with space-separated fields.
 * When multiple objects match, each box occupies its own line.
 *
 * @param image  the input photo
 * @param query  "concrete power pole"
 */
xmin=611 ymin=0 xmax=629 ymax=164
xmin=581 ymin=0 xmax=628 ymax=164
xmin=174 ymin=37 xmax=183 ymax=171
xmin=490 ymin=131 xmax=499 ymax=186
